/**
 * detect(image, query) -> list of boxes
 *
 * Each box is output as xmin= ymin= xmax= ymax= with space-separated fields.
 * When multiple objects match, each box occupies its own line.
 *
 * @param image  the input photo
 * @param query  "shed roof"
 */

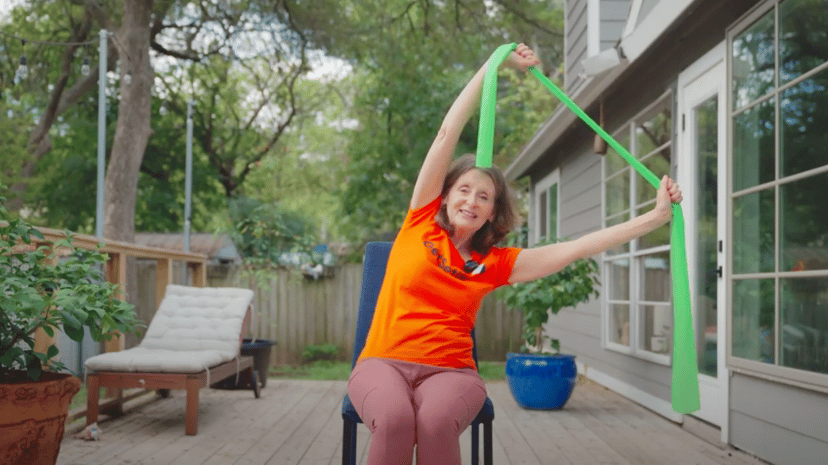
xmin=134 ymin=232 xmax=241 ymax=264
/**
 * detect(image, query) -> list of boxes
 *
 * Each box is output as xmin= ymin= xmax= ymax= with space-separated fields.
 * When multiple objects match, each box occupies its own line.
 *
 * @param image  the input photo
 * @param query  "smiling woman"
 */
xmin=345 ymin=44 xmax=540 ymax=465
xmin=434 ymin=153 xmax=518 ymax=260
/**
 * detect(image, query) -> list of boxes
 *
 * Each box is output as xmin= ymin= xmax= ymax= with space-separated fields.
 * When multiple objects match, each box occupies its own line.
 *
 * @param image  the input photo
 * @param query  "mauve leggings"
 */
xmin=347 ymin=357 xmax=487 ymax=465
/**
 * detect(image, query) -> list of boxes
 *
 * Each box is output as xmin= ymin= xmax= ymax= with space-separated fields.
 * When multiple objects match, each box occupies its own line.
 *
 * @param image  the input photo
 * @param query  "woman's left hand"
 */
xmin=654 ymin=175 xmax=682 ymax=223
xmin=503 ymin=43 xmax=541 ymax=73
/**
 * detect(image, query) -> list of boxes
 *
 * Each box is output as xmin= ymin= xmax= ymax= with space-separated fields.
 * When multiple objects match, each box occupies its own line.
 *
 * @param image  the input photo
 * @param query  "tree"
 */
xmin=285 ymin=0 xmax=565 ymax=242
xmin=3 ymin=0 xmax=315 ymax=243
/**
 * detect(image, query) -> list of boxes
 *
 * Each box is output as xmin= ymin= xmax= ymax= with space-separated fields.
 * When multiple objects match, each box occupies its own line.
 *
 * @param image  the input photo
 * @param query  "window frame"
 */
xmin=726 ymin=0 xmax=828 ymax=393
xmin=601 ymin=90 xmax=675 ymax=365
xmin=533 ymin=169 xmax=560 ymax=245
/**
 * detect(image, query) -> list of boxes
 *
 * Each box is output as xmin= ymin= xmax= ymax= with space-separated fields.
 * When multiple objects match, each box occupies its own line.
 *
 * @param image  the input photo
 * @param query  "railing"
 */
xmin=27 ymin=226 xmax=208 ymax=359
xmin=17 ymin=226 xmax=208 ymax=423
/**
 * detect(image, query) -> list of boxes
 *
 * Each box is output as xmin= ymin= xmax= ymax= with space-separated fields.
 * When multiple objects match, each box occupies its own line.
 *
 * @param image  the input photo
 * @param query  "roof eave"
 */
xmin=505 ymin=63 xmax=628 ymax=181
xmin=506 ymin=0 xmax=700 ymax=181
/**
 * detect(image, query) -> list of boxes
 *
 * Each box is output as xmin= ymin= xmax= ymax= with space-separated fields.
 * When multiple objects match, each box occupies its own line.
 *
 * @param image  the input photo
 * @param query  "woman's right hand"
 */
xmin=503 ymin=43 xmax=541 ymax=73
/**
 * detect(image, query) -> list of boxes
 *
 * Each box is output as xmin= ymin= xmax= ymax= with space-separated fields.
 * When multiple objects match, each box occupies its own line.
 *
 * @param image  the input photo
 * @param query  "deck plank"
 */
xmin=58 ymin=377 xmax=769 ymax=465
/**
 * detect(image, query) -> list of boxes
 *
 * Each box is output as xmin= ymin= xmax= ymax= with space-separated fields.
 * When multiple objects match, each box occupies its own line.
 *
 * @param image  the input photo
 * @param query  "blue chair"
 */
xmin=341 ymin=242 xmax=494 ymax=465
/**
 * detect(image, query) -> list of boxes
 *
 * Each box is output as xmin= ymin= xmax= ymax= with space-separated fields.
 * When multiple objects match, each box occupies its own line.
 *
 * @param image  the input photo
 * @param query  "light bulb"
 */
xmin=81 ymin=56 xmax=91 ymax=76
xmin=17 ymin=54 xmax=28 ymax=80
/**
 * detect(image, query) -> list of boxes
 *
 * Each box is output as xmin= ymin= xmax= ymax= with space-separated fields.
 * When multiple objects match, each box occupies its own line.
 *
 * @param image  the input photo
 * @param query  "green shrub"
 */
xmin=302 ymin=343 xmax=341 ymax=362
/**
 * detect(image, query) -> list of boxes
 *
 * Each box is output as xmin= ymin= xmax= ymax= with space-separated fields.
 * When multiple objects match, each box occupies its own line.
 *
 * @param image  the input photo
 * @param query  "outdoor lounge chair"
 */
xmin=341 ymin=242 xmax=494 ymax=465
xmin=84 ymin=284 xmax=261 ymax=435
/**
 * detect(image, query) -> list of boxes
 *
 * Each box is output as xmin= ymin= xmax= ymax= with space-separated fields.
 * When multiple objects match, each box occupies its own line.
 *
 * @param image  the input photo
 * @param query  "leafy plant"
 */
xmin=302 ymin=343 xmax=341 ymax=363
xmin=0 ymin=189 xmax=142 ymax=383
xmin=228 ymin=197 xmax=318 ymax=265
xmin=499 ymin=238 xmax=600 ymax=355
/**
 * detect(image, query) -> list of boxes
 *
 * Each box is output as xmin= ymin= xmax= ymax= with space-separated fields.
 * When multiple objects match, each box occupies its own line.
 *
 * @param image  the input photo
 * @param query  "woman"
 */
xmin=348 ymin=44 xmax=682 ymax=465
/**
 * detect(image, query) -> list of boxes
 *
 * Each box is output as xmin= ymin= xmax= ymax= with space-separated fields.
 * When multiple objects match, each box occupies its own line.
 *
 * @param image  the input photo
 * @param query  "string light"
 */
xmin=81 ymin=44 xmax=91 ymax=76
xmin=16 ymin=39 xmax=28 ymax=81
xmin=0 ymin=30 xmax=99 ymax=83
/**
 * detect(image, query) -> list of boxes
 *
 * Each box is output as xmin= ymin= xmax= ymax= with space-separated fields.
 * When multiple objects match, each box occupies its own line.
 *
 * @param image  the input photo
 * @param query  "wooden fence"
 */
xmin=136 ymin=263 xmax=526 ymax=365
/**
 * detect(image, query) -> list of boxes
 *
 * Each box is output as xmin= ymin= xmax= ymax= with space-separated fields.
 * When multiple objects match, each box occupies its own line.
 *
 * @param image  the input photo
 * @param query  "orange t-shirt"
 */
xmin=357 ymin=196 xmax=521 ymax=369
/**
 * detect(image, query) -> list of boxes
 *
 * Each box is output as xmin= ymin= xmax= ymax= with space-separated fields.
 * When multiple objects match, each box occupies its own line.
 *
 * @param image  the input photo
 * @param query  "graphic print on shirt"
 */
xmin=423 ymin=240 xmax=470 ymax=281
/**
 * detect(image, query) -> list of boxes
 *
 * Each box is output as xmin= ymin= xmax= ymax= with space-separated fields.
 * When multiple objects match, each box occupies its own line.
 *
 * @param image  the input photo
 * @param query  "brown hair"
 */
xmin=435 ymin=154 xmax=520 ymax=254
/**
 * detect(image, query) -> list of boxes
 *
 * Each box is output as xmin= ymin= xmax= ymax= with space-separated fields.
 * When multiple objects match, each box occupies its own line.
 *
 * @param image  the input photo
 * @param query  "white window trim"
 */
xmin=533 ymin=168 xmax=560 ymax=246
xmin=619 ymin=0 xmax=695 ymax=64
xmin=726 ymin=0 xmax=828 ymax=393
xmin=600 ymin=93 xmax=674 ymax=366
xmin=622 ymin=0 xmax=644 ymax=38
xmin=587 ymin=0 xmax=601 ymax=58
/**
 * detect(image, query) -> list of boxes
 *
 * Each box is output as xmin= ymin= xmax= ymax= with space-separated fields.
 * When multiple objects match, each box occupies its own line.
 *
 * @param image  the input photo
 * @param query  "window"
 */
xmin=534 ymin=169 xmax=559 ymax=244
xmin=730 ymin=0 xmax=828 ymax=385
xmin=602 ymin=93 xmax=674 ymax=363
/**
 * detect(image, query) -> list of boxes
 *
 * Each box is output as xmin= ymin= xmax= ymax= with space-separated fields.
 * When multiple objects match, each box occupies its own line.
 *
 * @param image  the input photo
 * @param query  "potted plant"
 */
xmin=0 ymin=189 xmax=141 ymax=465
xmin=498 ymin=238 xmax=600 ymax=410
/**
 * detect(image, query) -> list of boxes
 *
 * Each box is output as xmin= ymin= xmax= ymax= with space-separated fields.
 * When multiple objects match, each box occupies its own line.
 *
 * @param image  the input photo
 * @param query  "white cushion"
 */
xmin=83 ymin=348 xmax=227 ymax=372
xmin=85 ymin=285 xmax=254 ymax=373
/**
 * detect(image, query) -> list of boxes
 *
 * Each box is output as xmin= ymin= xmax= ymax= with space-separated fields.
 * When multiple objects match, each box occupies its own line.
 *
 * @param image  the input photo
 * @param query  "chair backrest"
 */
xmin=349 ymin=242 xmax=480 ymax=370
xmin=140 ymin=284 xmax=254 ymax=357
xmin=350 ymin=242 xmax=393 ymax=368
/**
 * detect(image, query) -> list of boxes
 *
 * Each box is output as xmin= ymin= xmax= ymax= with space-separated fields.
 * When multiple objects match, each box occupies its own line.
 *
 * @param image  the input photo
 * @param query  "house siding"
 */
xmin=600 ymin=0 xmax=631 ymax=51
xmin=565 ymin=0 xmax=589 ymax=91
xmin=565 ymin=0 xmax=631 ymax=93
xmin=527 ymin=1 xmax=828 ymax=462
xmin=730 ymin=373 xmax=828 ymax=465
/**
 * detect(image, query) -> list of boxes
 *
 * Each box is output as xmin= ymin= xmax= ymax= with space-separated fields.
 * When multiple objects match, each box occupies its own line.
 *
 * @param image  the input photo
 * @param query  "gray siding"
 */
xmin=534 ymin=1 xmax=828 ymax=462
xmin=565 ymin=0 xmax=631 ymax=93
xmin=565 ymin=0 xmax=589 ymax=92
xmin=601 ymin=0 xmax=631 ymax=50
xmin=730 ymin=373 xmax=828 ymax=465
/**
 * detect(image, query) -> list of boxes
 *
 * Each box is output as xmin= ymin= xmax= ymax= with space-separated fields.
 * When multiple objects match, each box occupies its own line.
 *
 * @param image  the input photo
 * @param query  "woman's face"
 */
xmin=443 ymin=169 xmax=496 ymax=236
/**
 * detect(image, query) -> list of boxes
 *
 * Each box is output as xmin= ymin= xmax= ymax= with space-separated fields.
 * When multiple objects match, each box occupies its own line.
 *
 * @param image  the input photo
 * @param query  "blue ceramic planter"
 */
xmin=505 ymin=353 xmax=577 ymax=410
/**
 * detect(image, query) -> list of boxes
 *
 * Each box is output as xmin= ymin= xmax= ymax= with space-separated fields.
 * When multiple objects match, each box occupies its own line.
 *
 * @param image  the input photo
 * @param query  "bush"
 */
xmin=302 ymin=343 xmax=340 ymax=363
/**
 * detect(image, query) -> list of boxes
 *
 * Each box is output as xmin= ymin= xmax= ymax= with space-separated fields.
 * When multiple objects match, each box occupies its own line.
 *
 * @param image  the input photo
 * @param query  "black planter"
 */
xmin=213 ymin=338 xmax=276 ymax=390
xmin=242 ymin=338 xmax=276 ymax=388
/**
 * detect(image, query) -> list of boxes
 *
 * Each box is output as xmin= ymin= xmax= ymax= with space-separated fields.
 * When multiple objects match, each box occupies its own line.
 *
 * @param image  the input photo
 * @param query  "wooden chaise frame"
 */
xmin=86 ymin=307 xmax=260 ymax=436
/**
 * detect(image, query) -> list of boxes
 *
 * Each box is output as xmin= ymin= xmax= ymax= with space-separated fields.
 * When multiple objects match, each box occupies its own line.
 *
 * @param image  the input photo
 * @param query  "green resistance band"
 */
xmin=478 ymin=44 xmax=700 ymax=414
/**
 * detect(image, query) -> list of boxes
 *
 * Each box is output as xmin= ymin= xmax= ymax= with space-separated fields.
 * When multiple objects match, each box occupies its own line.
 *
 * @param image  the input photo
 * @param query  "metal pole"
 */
xmin=183 ymin=100 xmax=194 ymax=283
xmin=95 ymin=29 xmax=107 ymax=238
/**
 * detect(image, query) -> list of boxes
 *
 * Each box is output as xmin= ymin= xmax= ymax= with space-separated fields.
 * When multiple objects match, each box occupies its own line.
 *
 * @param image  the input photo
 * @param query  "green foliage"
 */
xmin=498 ymin=238 xmax=600 ymax=354
xmin=3 ymin=0 xmax=566 ymax=249
xmin=270 ymin=360 xmax=504 ymax=381
xmin=301 ymin=343 xmax=341 ymax=363
xmin=312 ymin=0 xmax=565 ymax=243
xmin=270 ymin=360 xmax=352 ymax=380
xmin=477 ymin=361 xmax=506 ymax=381
xmin=493 ymin=67 xmax=561 ymax=169
xmin=228 ymin=196 xmax=318 ymax=264
xmin=0 ymin=187 xmax=143 ymax=382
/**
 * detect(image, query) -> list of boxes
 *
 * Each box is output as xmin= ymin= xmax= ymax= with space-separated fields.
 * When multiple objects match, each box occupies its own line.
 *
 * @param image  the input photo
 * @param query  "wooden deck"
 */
xmin=58 ymin=378 xmax=768 ymax=465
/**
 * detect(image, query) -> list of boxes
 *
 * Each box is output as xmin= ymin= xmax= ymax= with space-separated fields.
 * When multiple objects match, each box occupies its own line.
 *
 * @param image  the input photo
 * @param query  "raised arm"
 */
xmin=509 ymin=175 xmax=683 ymax=283
xmin=410 ymin=44 xmax=540 ymax=210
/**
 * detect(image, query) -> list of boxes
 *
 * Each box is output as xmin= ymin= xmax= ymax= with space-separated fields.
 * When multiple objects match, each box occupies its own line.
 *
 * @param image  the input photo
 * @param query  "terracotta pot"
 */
xmin=0 ymin=371 xmax=81 ymax=465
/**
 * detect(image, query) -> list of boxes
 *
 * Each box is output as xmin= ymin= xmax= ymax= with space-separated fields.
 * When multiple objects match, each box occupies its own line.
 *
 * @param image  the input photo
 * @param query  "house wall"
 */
xmin=533 ymin=2 xmax=828 ymax=462
xmin=600 ymin=1 xmax=630 ymax=51
xmin=565 ymin=0 xmax=632 ymax=93
xmin=564 ymin=0 xmax=589 ymax=91
xmin=730 ymin=373 xmax=828 ymax=465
